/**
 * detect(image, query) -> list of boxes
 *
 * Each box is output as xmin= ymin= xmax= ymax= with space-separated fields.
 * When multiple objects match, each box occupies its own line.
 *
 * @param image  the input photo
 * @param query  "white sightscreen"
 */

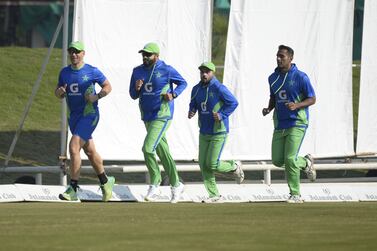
xmin=71 ymin=0 xmax=212 ymax=160
xmin=223 ymin=0 xmax=355 ymax=160
xmin=356 ymin=0 xmax=377 ymax=155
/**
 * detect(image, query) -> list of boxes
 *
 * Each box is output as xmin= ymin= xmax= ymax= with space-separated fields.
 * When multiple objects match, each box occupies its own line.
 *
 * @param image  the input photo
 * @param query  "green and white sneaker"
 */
xmin=100 ymin=176 xmax=115 ymax=202
xmin=201 ymin=195 xmax=225 ymax=203
xmin=59 ymin=185 xmax=78 ymax=201
xmin=145 ymin=185 xmax=161 ymax=202
xmin=170 ymin=182 xmax=185 ymax=203
xmin=304 ymin=154 xmax=316 ymax=182
xmin=287 ymin=194 xmax=304 ymax=203
xmin=233 ymin=161 xmax=245 ymax=184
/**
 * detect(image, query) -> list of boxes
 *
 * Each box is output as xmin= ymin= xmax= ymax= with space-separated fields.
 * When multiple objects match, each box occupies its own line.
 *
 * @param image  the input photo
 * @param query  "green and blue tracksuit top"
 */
xmin=189 ymin=77 xmax=238 ymax=135
xmin=58 ymin=63 xmax=107 ymax=117
xmin=268 ymin=63 xmax=315 ymax=130
xmin=129 ymin=60 xmax=187 ymax=122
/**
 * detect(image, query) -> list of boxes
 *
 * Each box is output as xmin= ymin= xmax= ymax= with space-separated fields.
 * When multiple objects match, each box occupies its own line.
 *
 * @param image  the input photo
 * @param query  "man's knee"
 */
xmin=69 ymin=148 xmax=79 ymax=157
xmin=83 ymin=148 xmax=94 ymax=157
xmin=285 ymin=157 xmax=297 ymax=170
xmin=82 ymin=141 xmax=96 ymax=158
xmin=142 ymin=145 xmax=154 ymax=155
xmin=69 ymin=143 xmax=80 ymax=157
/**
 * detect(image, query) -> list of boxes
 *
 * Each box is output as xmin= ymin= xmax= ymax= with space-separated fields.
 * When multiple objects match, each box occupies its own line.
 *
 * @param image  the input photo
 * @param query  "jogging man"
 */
xmin=55 ymin=41 xmax=115 ymax=202
xmin=188 ymin=62 xmax=244 ymax=203
xmin=262 ymin=45 xmax=316 ymax=203
xmin=129 ymin=42 xmax=187 ymax=203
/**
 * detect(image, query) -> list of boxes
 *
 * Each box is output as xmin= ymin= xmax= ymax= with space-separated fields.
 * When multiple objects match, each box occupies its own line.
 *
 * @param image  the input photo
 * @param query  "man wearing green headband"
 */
xmin=188 ymin=62 xmax=244 ymax=203
xmin=130 ymin=42 xmax=187 ymax=203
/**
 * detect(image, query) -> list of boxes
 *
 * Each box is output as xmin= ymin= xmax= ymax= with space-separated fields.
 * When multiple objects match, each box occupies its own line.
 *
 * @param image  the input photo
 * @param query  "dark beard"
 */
xmin=143 ymin=58 xmax=153 ymax=67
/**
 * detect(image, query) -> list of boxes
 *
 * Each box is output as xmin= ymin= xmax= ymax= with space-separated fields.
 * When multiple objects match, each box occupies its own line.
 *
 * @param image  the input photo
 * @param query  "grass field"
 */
xmin=0 ymin=202 xmax=376 ymax=251
xmin=0 ymin=47 xmax=61 ymax=167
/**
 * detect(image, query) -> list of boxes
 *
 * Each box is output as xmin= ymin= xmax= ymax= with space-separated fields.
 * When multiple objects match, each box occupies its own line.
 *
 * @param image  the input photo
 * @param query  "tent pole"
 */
xmin=209 ymin=0 xmax=214 ymax=60
xmin=59 ymin=0 xmax=70 ymax=186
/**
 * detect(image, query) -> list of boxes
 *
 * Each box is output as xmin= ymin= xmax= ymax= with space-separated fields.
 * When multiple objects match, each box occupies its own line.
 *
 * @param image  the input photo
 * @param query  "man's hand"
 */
xmin=163 ymin=93 xmax=174 ymax=101
xmin=262 ymin=108 xmax=270 ymax=116
xmin=135 ymin=79 xmax=144 ymax=91
xmin=55 ymin=84 xmax=67 ymax=99
xmin=285 ymin=102 xmax=298 ymax=111
xmin=85 ymin=93 xmax=99 ymax=103
xmin=213 ymin=112 xmax=221 ymax=122
xmin=188 ymin=110 xmax=196 ymax=119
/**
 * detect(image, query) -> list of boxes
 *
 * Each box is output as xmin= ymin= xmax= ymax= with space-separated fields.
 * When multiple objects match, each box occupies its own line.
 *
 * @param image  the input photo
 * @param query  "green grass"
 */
xmin=1 ymin=47 xmax=62 ymax=131
xmin=0 ymin=202 xmax=376 ymax=251
xmin=0 ymin=47 xmax=62 ymax=166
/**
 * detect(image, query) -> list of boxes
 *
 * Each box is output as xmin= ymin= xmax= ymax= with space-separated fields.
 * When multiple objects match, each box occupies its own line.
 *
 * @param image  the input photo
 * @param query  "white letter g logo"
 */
xmin=278 ymin=90 xmax=287 ymax=100
xmin=144 ymin=82 xmax=153 ymax=92
xmin=70 ymin=83 xmax=79 ymax=93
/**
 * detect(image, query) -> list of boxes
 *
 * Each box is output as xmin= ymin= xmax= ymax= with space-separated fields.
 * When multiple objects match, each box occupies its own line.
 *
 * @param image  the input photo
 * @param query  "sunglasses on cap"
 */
xmin=68 ymin=48 xmax=83 ymax=54
xmin=142 ymin=52 xmax=153 ymax=58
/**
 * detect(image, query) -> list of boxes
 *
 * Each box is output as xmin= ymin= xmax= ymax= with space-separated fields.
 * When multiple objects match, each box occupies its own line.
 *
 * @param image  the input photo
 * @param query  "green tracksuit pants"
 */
xmin=271 ymin=127 xmax=307 ymax=195
xmin=143 ymin=119 xmax=179 ymax=187
xmin=199 ymin=133 xmax=236 ymax=197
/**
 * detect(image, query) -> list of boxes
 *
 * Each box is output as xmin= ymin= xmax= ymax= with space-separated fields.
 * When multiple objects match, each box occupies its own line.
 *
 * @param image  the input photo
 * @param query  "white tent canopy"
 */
xmin=72 ymin=0 xmax=212 ymax=160
xmin=70 ymin=0 xmax=357 ymax=161
xmin=356 ymin=0 xmax=377 ymax=155
xmin=223 ymin=0 xmax=355 ymax=160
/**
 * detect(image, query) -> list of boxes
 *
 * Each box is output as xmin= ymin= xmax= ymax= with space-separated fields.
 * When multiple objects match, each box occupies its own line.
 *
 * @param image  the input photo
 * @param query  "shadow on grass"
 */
xmin=0 ymin=131 xmax=61 ymax=166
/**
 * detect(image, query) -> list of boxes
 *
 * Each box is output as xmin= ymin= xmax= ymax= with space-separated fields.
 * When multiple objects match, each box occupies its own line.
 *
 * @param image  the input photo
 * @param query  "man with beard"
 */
xmin=129 ymin=42 xmax=187 ymax=203
xmin=188 ymin=62 xmax=244 ymax=203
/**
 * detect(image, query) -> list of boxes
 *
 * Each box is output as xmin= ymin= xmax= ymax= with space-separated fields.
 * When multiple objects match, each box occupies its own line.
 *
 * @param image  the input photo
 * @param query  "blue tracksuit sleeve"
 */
xmin=189 ymin=85 xmax=198 ymax=112
xmin=218 ymin=85 xmax=238 ymax=119
xmin=301 ymin=74 xmax=316 ymax=98
xmin=129 ymin=69 xmax=139 ymax=100
xmin=169 ymin=66 xmax=187 ymax=97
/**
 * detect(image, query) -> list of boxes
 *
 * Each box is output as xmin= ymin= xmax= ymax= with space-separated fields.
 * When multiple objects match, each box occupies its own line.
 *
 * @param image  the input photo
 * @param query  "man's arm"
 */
xmin=55 ymin=84 xmax=67 ymax=99
xmin=285 ymin=97 xmax=316 ymax=111
xmin=129 ymin=72 xmax=142 ymax=100
xmin=262 ymin=96 xmax=275 ymax=116
xmin=285 ymin=73 xmax=316 ymax=110
xmin=163 ymin=67 xmax=187 ymax=101
xmin=188 ymin=87 xmax=198 ymax=119
xmin=214 ymin=85 xmax=238 ymax=121
xmin=55 ymin=70 xmax=67 ymax=99
xmin=86 ymin=79 xmax=112 ymax=103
